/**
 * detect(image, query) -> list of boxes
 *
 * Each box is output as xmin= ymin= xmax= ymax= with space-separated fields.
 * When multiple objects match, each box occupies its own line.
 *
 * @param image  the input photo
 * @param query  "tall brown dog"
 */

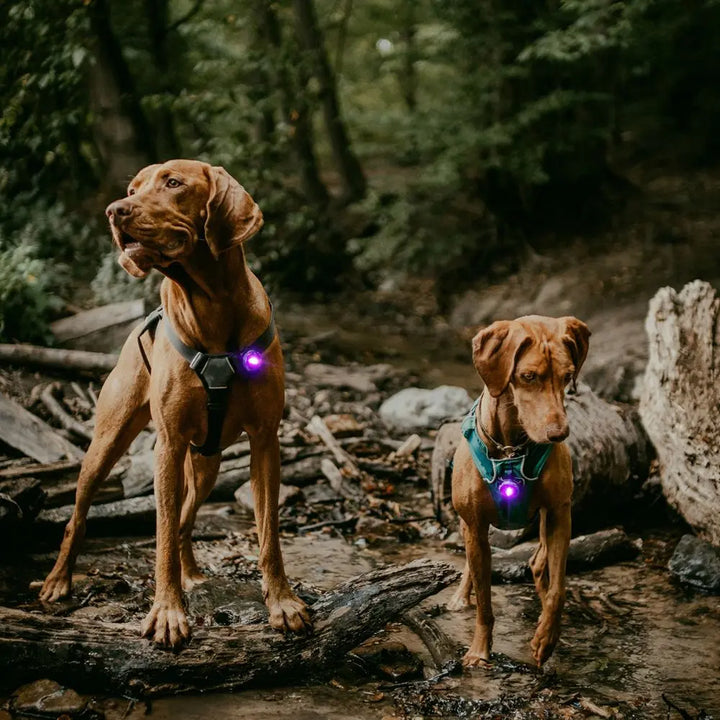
xmin=449 ymin=315 xmax=590 ymax=668
xmin=39 ymin=160 xmax=310 ymax=647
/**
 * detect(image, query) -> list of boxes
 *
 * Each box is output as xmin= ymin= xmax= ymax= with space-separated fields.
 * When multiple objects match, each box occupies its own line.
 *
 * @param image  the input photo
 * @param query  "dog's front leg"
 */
xmin=463 ymin=522 xmax=494 ymax=667
xmin=141 ymin=432 xmax=190 ymax=648
xmin=249 ymin=426 xmax=311 ymax=634
xmin=531 ymin=502 xmax=571 ymax=666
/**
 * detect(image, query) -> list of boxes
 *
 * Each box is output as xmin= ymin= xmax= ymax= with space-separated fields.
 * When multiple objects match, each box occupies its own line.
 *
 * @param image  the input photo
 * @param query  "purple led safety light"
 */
xmin=241 ymin=349 xmax=264 ymax=374
xmin=498 ymin=479 xmax=520 ymax=501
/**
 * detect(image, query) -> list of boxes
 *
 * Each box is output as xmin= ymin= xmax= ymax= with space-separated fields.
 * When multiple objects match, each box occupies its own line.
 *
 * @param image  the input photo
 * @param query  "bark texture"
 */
xmin=639 ymin=280 xmax=720 ymax=545
xmin=0 ymin=559 xmax=458 ymax=696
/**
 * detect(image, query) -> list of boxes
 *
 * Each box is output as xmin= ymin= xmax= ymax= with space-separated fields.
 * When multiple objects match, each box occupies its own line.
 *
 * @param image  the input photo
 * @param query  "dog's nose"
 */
xmin=105 ymin=200 xmax=134 ymax=220
xmin=546 ymin=422 xmax=569 ymax=442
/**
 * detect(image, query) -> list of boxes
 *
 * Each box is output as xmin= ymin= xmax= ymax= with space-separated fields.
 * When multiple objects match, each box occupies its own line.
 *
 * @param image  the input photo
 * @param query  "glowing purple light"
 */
xmin=498 ymin=480 xmax=519 ymax=500
xmin=241 ymin=350 xmax=264 ymax=374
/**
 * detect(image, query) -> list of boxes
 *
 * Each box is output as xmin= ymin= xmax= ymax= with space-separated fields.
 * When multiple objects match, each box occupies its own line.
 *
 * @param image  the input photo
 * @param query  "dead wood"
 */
xmin=0 ymin=460 xmax=80 ymax=480
xmin=307 ymin=415 xmax=360 ymax=475
xmin=0 ymin=344 xmax=117 ymax=374
xmin=36 ymin=496 xmax=156 ymax=535
xmin=0 ymin=392 xmax=84 ymax=464
xmin=50 ymin=300 xmax=145 ymax=343
xmin=39 ymin=383 xmax=93 ymax=443
xmin=0 ymin=559 xmax=459 ymax=696
xmin=639 ymin=281 xmax=720 ymax=545
xmin=401 ymin=607 xmax=461 ymax=674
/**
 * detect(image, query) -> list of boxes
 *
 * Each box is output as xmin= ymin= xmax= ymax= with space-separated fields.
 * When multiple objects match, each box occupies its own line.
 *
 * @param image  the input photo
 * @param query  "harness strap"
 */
xmin=137 ymin=303 xmax=276 ymax=456
xmin=461 ymin=399 xmax=554 ymax=530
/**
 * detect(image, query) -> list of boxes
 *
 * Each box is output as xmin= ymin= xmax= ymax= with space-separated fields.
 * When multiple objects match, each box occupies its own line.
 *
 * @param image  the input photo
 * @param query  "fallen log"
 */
xmin=0 ymin=344 xmax=117 ymax=374
xmin=639 ymin=281 xmax=720 ymax=545
xmin=50 ymin=300 xmax=145 ymax=344
xmin=0 ymin=559 xmax=459 ymax=696
xmin=491 ymin=528 xmax=639 ymax=583
xmin=0 ymin=392 xmax=84 ymax=464
xmin=432 ymin=384 xmax=651 ymax=531
xmin=401 ymin=608 xmax=461 ymax=674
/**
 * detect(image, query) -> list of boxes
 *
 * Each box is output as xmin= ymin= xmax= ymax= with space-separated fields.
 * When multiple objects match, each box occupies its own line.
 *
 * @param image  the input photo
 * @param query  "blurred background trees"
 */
xmin=1 ymin=0 xmax=719 ymax=340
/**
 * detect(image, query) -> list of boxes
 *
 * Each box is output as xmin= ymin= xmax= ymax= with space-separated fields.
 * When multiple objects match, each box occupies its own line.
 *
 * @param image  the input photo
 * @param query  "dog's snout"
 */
xmin=105 ymin=199 xmax=135 ymax=221
xmin=546 ymin=422 xmax=569 ymax=442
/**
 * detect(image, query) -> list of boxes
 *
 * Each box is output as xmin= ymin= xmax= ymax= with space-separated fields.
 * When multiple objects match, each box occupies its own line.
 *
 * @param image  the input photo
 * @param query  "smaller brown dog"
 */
xmin=449 ymin=315 xmax=590 ymax=668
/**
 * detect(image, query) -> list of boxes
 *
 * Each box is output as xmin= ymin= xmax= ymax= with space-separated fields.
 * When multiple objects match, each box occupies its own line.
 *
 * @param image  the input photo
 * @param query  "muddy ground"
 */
xmin=2 ymin=168 xmax=720 ymax=719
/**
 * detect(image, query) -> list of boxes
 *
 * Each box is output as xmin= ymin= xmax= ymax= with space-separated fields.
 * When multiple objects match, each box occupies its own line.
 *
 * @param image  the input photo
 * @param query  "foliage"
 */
xmin=3 ymin=0 xmax=720 ymax=326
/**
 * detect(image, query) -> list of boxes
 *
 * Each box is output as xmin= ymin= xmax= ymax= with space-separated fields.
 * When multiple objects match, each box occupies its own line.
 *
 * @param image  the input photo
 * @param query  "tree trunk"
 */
xmin=255 ymin=0 xmax=329 ymax=208
xmin=0 ymin=559 xmax=458 ymax=696
xmin=293 ymin=0 xmax=366 ymax=203
xmin=639 ymin=280 xmax=720 ymax=545
xmin=144 ymin=0 xmax=182 ymax=158
xmin=87 ymin=0 xmax=156 ymax=189
xmin=432 ymin=384 xmax=651 ymax=532
xmin=400 ymin=0 xmax=417 ymax=114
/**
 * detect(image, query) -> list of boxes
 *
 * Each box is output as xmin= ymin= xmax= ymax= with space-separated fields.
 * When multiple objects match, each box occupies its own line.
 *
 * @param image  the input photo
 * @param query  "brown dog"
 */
xmin=449 ymin=315 xmax=590 ymax=668
xmin=39 ymin=159 xmax=310 ymax=647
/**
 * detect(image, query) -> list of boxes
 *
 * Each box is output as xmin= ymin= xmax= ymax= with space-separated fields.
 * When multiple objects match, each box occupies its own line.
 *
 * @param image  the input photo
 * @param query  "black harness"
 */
xmin=137 ymin=304 xmax=276 ymax=456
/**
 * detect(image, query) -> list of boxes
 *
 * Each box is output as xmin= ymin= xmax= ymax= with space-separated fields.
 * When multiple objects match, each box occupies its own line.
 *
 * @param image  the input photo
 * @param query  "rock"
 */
xmin=488 ymin=526 xmax=531 ymax=549
xmin=355 ymin=515 xmax=420 ymax=543
xmin=234 ymin=481 xmax=302 ymax=513
xmin=380 ymin=386 xmax=473 ymax=431
xmin=11 ymin=678 xmax=87 ymax=716
xmin=323 ymin=413 xmax=365 ymax=438
xmin=186 ymin=577 xmax=266 ymax=626
xmin=668 ymin=534 xmax=720 ymax=594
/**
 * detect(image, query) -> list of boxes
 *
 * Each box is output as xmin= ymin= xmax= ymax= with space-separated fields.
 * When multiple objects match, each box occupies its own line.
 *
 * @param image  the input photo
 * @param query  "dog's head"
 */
xmin=105 ymin=159 xmax=264 ymax=278
xmin=471 ymin=315 xmax=590 ymax=444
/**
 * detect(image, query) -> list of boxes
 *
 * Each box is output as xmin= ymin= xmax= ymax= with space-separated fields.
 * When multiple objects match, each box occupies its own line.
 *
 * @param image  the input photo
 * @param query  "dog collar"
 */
xmin=137 ymin=304 xmax=276 ymax=456
xmin=461 ymin=398 xmax=553 ymax=530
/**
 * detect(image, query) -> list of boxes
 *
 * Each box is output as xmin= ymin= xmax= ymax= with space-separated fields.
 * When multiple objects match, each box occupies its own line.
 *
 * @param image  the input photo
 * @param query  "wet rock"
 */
xmin=235 ymin=481 xmax=302 ymax=514
xmin=668 ymin=534 xmax=720 ymax=594
xmin=323 ymin=414 xmax=365 ymax=438
xmin=349 ymin=639 xmax=423 ymax=681
xmin=488 ymin=526 xmax=530 ymax=549
xmin=379 ymin=386 xmax=472 ymax=431
xmin=86 ymin=697 xmax=150 ymax=720
xmin=11 ymin=679 xmax=87 ymax=716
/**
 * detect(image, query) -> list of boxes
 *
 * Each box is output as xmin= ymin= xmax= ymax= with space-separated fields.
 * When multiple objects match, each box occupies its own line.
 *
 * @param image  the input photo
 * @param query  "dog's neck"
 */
xmin=159 ymin=244 xmax=270 ymax=353
xmin=478 ymin=389 xmax=527 ymax=457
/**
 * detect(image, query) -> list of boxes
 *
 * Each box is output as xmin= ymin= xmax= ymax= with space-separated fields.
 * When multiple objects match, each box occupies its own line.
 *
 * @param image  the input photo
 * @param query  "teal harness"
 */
xmin=461 ymin=399 xmax=553 ymax=530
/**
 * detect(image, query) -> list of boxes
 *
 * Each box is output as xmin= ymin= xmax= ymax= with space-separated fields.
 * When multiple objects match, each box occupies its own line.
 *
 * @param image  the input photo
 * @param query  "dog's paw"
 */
xmin=462 ymin=649 xmax=492 ymax=668
xmin=181 ymin=570 xmax=207 ymax=592
xmin=268 ymin=593 xmax=312 ymax=635
xmin=141 ymin=601 xmax=191 ymax=649
xmin=38 ymin=567 xmax=72 ymax=603
xmin=447 ymin=591 xmax=473 ymax=612
xmin=531 ymin=620 xmax=560 ymax=667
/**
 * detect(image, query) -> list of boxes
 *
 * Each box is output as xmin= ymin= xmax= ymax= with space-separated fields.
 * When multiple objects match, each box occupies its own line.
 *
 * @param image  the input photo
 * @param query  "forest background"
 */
xmin=2 ymin=0 xmax=718 ymax=343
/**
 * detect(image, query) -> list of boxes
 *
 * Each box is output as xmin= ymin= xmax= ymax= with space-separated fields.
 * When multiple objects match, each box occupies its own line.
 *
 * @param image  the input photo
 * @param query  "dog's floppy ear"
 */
xmin=472 ymin=320 xmax=532 ymax=397
xmin=204 ymin=166 xmax=264 ymax=258
xmin=560 ymin=316 xmax=591 ymax=382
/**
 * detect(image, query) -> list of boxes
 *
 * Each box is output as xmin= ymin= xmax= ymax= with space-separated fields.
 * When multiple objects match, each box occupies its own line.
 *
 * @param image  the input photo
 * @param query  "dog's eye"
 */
xmin=520 ymin=371 xmax=536 ymax=382
xmin=166 ymin=178 xmax=181 ymax=188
